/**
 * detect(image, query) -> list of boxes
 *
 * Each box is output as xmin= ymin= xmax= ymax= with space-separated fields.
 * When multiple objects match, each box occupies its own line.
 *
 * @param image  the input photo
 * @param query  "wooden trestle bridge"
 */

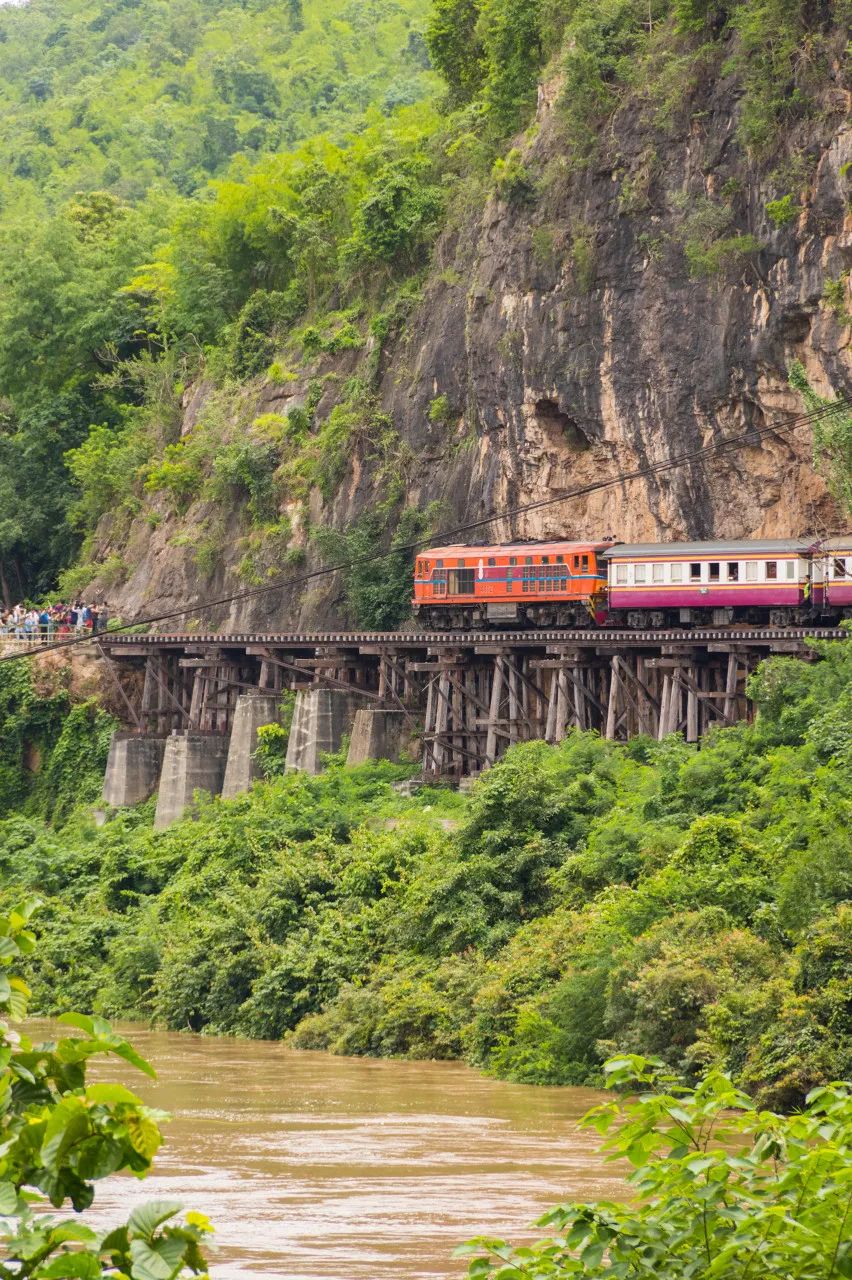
xmin=98 ymin=627 xmax=843 ymax=779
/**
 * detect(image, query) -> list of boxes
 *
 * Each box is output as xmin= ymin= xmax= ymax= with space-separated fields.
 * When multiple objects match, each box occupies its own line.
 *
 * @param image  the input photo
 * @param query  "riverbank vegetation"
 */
xmin=0 ymin=900 xmax=211 ymax=1279
xmin=1 ymin=639 xmax=849 ymax=1110
xmin=461 ymin=1055 xmax=852 ymax=1280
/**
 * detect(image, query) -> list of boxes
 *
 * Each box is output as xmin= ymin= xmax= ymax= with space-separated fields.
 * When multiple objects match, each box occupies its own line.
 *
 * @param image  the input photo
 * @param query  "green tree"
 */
xmin=425 ymin=0 xmax=485 ymax=106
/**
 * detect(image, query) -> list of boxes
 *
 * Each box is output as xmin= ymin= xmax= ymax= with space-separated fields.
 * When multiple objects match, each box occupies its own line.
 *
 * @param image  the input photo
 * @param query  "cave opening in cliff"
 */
xmin=534 ymin=399 xmax=591 ymax=451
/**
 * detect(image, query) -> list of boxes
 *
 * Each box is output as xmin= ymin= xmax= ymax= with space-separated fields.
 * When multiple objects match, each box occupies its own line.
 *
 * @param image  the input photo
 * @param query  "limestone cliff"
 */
xmin=95 ymin=48 xmax=851 ymax=631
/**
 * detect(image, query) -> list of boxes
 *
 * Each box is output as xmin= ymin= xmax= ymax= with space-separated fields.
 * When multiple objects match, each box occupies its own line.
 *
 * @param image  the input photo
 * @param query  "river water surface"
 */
xmin=41 ymin=1026 xmax=625 ymax=1279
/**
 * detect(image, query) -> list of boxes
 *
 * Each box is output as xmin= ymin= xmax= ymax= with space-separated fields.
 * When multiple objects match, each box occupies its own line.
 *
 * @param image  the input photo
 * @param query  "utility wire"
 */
xmin=1 ymin=396 xmax=847 ymax=665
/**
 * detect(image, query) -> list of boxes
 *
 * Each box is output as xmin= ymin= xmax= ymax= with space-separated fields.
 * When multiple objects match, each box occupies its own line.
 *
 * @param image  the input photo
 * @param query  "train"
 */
xmin=411 ymin=535 xmax=852 ymax=630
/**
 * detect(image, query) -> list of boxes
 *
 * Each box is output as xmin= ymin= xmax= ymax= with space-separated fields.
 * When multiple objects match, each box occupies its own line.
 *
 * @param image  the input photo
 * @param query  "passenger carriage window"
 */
xmin=615 ymin=564 xmax=628 ymax=585
xmin=834 ymin=557 xmax=848 ymax=579
xmin=784 ymin=561 xmax=796 ymax=580
xmin=670 ymin=563 xmax=683 ymax=582
xmin=765 ymin=561 xmax=778 ymax=580
xmin=709 ymin=562 xmax=720 ymax=581
xmin=727 ymin=562 xmax=739 ymax=581
xmin=745 ymin=561 xmax=758 ymax=581
xmin=690 ymin=563 xmax=702 ymax=582
xmin=634 ymin=564 xmax=647 ymax=583
xmin=522 ymin=556 xmax=536 ymax=593
xmin=652 ymin=563 xmax=665 ymax=582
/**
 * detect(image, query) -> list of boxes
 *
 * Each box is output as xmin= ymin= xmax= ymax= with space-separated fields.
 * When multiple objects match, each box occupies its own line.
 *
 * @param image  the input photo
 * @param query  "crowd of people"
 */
xmin=0 ymin=601 xmax=109 ymax=642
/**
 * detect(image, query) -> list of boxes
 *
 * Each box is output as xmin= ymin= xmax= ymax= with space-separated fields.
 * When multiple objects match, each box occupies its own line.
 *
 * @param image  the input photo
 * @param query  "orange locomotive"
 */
xmin=412 ymin=541 xmax=613 ymax=629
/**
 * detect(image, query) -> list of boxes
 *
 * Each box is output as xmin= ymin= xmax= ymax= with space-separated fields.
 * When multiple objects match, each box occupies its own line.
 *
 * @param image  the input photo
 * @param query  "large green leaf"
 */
xmin=38 ymin=1251 xmax=103 ymax=1279
xmin=40 ymin=1096 xmax=90 ymax=1171
xmin=84 ymin=1083 xmax=143 ymax=1107
xmin=129 ymin=1234 xmax=188 ymax=1280
xmin=127 ymin=1201 xmax=184 ymax=1243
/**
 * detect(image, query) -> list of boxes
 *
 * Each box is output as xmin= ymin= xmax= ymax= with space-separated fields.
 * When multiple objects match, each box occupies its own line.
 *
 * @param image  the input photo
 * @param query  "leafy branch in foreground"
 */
xmin=458 ymin=1054 xmax=852 ymax=1279
xmin=0 ymin=900 xmax=211 ymax=1280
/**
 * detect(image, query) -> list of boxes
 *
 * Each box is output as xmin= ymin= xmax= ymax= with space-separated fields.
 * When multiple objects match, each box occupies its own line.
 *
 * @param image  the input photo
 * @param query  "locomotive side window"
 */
xmin=652 ymin=563 xmax=665 ymax=582
xmin=690 ymin=563 xmax=702 ymax=582
xmin=448 ymin=567 xmax=475 ymax=595
xmin=615 ymin=564 xmax=628 ymax=584
xmin=745 ymin=561 xmax=758 ymax=580
xmin=581 ymin=555 xmax=589 ymax=573
xmin=709 ymin=562 xmax=720 ymax=581
xmin=634 ymin=564 xmax=647 ymax=583
xmin=727 ymin=562 xmax=739 ymax=581
xmin=488 ymin=557 xmax=495 ymax=567
xmin=670 ymin=563 xmax=683 ymax=581
xmin=433 ymin=569 xmax=447 ymax=595
xmin=765 ymin=561 xmax=778 ymax=580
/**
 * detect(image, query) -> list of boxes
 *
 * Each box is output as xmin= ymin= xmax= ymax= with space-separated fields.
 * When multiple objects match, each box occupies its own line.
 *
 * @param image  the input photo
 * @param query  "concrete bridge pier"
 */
xmin=346 ymin=709 xmax=414 ymax=767
xmin=285 ymin=688 xmax=370 ymax=774
xmin=153 ymin=731 xmax=230 ymax=830
xmin=222 ymin=693 xmax=284 ymax=798
xmin=103 ymin=733 xmax=167 ymax=807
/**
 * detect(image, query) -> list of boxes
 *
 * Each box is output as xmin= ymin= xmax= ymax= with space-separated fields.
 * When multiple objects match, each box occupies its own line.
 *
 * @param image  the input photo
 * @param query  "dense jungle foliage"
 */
xmin=1 ymin=640 xmax=849 ymax=1110
xmin=0 ymin=0 xmax=848 ymax=602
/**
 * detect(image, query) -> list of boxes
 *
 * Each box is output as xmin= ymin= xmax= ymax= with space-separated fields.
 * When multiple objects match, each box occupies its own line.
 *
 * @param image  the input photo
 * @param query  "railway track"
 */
xmin=102 ymin=626 xmax=848 ymax=648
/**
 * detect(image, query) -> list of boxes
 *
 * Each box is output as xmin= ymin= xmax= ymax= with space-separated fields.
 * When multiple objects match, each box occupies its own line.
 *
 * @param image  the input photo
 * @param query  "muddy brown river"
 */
xmin=36 ymin=1025 xmax=625 ymax=1279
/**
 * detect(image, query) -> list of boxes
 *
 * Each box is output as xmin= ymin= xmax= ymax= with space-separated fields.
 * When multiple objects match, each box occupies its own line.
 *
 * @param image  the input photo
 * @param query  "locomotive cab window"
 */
xmin=727 ymin=562 xmax=739 ymax=581
xmin=487 ymin=557 xmax=495 ymax=567
xmin=581 ymin=555 xmax=589 ymax=572
xmin=765 ymin=561 xmax=778 ymax=580
xmin=690 ymin=563 xmax=702 ymax=582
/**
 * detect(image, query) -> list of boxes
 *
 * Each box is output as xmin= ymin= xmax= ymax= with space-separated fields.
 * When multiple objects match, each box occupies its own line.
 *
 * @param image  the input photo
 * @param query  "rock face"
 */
xmin=98 ymin=59 xmax=851 ymax=632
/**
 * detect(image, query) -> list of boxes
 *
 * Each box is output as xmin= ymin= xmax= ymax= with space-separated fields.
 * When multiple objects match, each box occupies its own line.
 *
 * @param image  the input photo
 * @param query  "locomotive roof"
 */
xmin=602 ymin=538 xmax=819 ymax=558
xmin=418 ymin=541 xmax=613 ymax=557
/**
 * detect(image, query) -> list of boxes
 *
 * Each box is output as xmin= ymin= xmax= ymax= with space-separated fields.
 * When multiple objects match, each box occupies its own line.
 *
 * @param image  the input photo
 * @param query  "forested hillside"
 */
xmin=1 ymin=641 xmax=849 ymax=1107
xmin=0 ymin=0 xmax=849 ymax=620
xmin=0 ymin=0 xmax=436 ymax=600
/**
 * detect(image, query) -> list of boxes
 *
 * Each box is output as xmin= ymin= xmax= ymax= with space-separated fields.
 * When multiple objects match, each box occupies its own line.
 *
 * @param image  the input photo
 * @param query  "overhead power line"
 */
xmin=1 ymin=396 xmax=847 ymax=666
